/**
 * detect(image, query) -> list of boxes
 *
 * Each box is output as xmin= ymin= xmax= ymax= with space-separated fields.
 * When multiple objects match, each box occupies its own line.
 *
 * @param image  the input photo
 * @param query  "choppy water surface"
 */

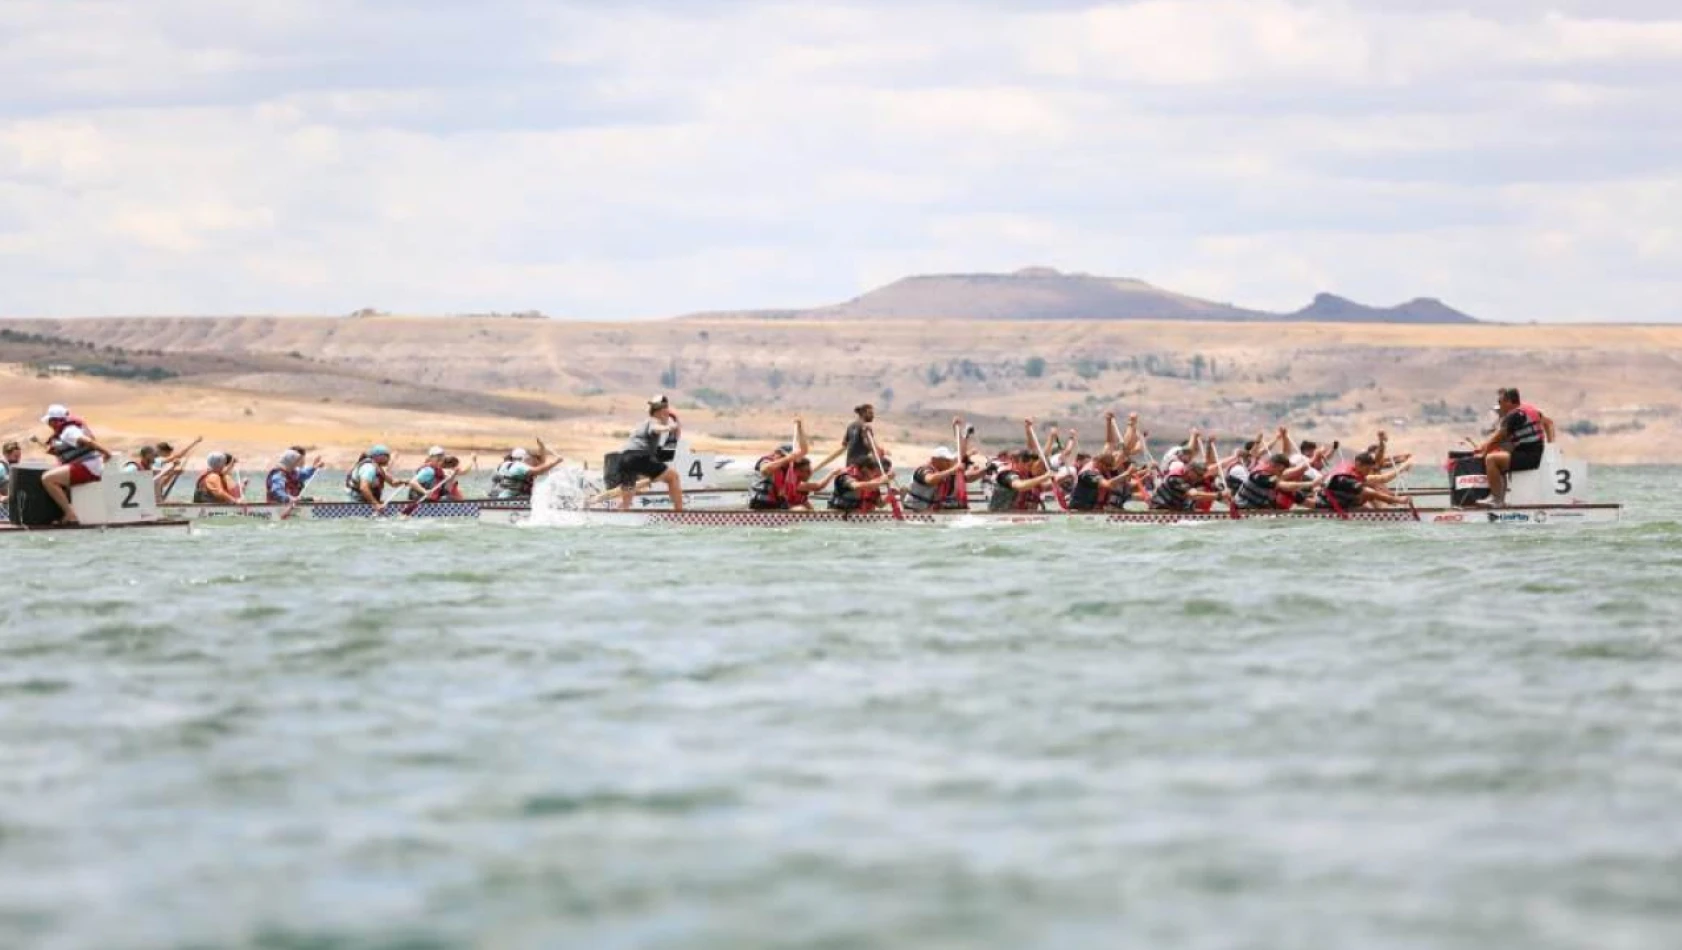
xmin=3 ymin=468 xmax=1681 ymax=949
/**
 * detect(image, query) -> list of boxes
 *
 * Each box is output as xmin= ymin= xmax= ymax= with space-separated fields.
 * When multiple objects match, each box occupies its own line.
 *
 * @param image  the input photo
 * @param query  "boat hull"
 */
xmin=1 ymin=519 xmax=192 ymax=536
xmin=480 ymin=504 xmax=1622 ymax=527
xmin=164 ymin=499 xmax=527 ymax=522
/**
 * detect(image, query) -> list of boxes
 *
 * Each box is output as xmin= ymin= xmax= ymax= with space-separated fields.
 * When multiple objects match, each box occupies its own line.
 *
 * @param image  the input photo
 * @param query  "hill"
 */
xmin=686 ymin=268 xmax=1480 ymax=324
xmin=1 ymin=315 xmax=1674 ymax=465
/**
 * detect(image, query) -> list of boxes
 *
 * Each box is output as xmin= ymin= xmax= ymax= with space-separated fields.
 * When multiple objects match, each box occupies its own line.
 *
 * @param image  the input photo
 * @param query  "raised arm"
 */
xmin=1276 ymin=426 xmax=1297 ymax=460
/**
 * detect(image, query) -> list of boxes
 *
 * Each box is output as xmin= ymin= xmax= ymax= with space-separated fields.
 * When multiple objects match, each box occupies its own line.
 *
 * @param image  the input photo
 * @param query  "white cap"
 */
xmin=280 ymin=449 xmax=303 ymax=466
xmin=648 ymin=394 xmax=669 ymax=407
xmin=207 ymin=451 xmax=229 ymax=467
xmin=427 ymin=446 xmax=445 ymax=456
xmin=42 ymin=404 xmax=69 ymax=423
xmin=932 ymin=446 xmax=957 ymax=461
xmin=511 ymin=448 xmax=529 ymax=460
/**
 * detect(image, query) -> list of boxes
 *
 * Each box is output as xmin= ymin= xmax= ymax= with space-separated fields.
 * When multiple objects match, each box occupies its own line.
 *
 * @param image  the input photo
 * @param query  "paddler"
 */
xmin=411 ymin=455 xmax=466 ymax=502
xmin=614 ymin=396 xmax=684 ymax=511
xmin=151 ymin=438 xmax=197 ymax=499
xmin=826 ymin=454 xmax=894 ymax=513
xmin=35 ymin=404 xmax=112 ymax=525
xmin=345 ymin=445 xmax=412 ymax=513
xmin=0 ymin=440 xmax=20 ymax=507
xmin=193 ymin=452 xmax=243 ymax=503
xmin=986 ymin=451 xmax=1054 ymax=512
xmin=121 ymin=445 xmax=159 ymax=474
xmin=1068 ymin=452 xmax=1132 ymax=512
xmin=409 ymin=446 xmax=452 ymax=501
xmin=903 ymin=444 xmax=974 ymax=512
xmin=1472 ymin=387 xmax=1555 ymax=507
xmin=266 ymin=449 xmax=322 ymax=504
xmin=490 ymin=448 xmax=527 ymax=495
xmin=750 ymin=419 xmax=826 ymax=511
xmin=492 ymin=443 xmax=562 ymax=500
xmin=1316 ymin=435 xmax=1410 ymax=512
xmin=1233 ymin=453 xmax=1319 ymax=511
xmin=1148 ymin=459 xmax=1225 ymax=512
xmin=987 ymin=421 xmax=1060 ymax=512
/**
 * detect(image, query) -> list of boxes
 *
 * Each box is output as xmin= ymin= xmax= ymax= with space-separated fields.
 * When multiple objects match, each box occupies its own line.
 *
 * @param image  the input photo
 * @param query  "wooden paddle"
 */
xmin=1027 ymin=423 xmax=1069 ymax=511
xmin=864 ymin=431 xmax=903 ymax=521
xmin=953 ymin=419 xmax=970 ymax=509
xmin=279 ymin=464 xmax=323 ymax=521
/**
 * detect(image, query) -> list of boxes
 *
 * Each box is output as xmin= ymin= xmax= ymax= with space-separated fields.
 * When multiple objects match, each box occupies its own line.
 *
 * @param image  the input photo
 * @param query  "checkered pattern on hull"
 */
xmin=176 ymin=501 xmax=530 ymax=521
xmin=308 ymin=501 xmax=495 ymax=520
xmin=626 ymin=508 xmax=1421 ymax=527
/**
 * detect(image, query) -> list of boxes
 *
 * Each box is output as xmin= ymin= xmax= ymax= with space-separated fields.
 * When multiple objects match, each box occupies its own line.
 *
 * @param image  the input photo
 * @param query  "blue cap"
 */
xmin=369 ymin=445 xmax=391 ymax=457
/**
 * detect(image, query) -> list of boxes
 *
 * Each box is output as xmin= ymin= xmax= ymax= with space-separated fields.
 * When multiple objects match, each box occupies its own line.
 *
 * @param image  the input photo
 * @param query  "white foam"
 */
xmin=526 ymin=467 xmax=605 ymax=527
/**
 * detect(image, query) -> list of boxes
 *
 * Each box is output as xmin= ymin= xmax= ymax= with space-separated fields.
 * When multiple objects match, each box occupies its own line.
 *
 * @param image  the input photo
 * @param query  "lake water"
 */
xmin=2 ymin=467 xmax=1679 ymax=949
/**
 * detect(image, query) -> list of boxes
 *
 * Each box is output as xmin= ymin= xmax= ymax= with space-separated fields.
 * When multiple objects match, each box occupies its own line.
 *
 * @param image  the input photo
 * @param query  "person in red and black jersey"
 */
xmin=1473 ymin=387 xmax=1555 ymax=507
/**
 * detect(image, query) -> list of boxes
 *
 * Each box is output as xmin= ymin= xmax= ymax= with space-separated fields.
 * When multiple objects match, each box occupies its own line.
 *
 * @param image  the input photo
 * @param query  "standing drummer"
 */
xmin=613 ymin=395 xmax=685 ymax=511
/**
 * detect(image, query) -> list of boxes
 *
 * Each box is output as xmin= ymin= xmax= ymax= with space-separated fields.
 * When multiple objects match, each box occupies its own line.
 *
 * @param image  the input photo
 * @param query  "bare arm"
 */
xmin=1121 ymin=413 xmax=1144 ymax=460
xmin=923 ymin=465 xmax=964 ymax=485
xmin=1276 ymin=427 xmax=1297 ymax=460
xmin=206 ymin=473 xmax=239 ymax=504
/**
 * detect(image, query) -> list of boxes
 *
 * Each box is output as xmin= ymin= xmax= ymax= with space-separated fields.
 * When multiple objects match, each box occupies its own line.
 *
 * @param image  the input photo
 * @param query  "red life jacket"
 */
xmin=1014 ymin=476 xmax=1043 ymax=511
xmin=1509 ymin=403 xmax=1545 ymax=446
xmin=778 ymin=466 xmax=810 ymax=507
xmin=194 ymin=469 xmax=237 ymax=503
xmin=409 ymin=463 xmax=449 ymax=501
xmin=1321 ymin=460 xmax=1367 ymax=510
xmin=839 ymin=465 xmax=881 ymax=512
xmin=1194 ymin=468 xmax=1218 ymax=512
xmin=267 ymin=467 xmax=304 ymax=502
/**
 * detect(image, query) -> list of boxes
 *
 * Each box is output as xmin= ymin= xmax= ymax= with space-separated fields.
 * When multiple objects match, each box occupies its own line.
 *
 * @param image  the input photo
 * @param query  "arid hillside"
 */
xmin=683 ymin=267 xmax=1480 ymax=324
xmin=2 ymin=316 xmax=1678 ymax=465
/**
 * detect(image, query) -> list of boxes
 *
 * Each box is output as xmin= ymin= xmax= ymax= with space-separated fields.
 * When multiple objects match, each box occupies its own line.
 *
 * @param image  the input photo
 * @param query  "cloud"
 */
xmin=0 ymin=0 xmax=1680 ymax=321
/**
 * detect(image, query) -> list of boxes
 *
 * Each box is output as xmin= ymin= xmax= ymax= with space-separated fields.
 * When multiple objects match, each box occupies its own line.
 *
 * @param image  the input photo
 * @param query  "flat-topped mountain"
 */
xmin=688 ymin=267 xmax=1479 ymax=324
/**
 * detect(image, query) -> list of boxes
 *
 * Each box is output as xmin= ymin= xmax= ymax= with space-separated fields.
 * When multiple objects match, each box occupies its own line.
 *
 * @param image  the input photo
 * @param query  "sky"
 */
xmin=2 ymin=0 xmax=1680 ymax=322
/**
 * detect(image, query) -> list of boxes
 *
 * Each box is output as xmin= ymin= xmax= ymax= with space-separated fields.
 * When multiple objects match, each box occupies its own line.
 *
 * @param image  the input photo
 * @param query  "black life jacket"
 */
xmin=194 ymin=470 xmax=233 ymax=503
xmin=1150 ymin=473 xmax=1193 ymax=511
xmin=48 ymin=419 xmax=97 ymax=465
xmin=826 ymin=468 xmax=878 ymax=512
xmin=1235 ymin=462 xmax=1282 ymax=510
xmin=1068 ymin=467 xmax=1107 ymax=511
xmin=750 ymin=454 xmax=790 ymax=510
xmin=1318 ymin=461 xmax=1367 ymax=510
xmin=344 ymin=456 xmax=387 ymax=500
xmin=904 ymin=464 xmax=960 ymax=511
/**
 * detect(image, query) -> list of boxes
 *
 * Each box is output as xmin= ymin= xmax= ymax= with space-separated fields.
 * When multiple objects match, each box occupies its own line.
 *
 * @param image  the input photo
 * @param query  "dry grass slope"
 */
xmin=3 ymin=316 xmax=1678 ymax=465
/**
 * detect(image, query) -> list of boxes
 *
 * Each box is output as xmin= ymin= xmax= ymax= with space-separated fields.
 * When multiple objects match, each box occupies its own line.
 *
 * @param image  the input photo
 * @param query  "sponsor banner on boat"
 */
xmin=165 ymin=499 xmax=527 ymax=521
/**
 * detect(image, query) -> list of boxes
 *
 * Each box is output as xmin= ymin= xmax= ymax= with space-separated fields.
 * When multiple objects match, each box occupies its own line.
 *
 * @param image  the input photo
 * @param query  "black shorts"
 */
xmin=1511 ymin=442 xmax=1544 ymax=473
xmin=610 ymin=454 xmax=667 ymax=488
